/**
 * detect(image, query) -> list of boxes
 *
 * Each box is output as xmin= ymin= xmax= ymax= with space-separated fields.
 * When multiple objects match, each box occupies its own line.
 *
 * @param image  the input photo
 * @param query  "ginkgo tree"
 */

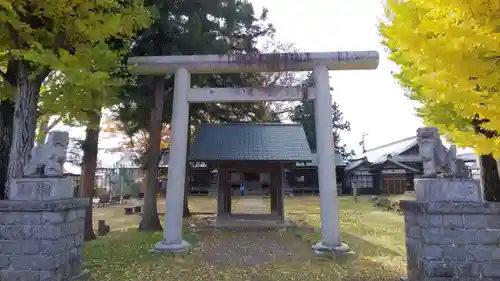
xmin=381 ymin=0 xmax=500 ymax=200
xmin=0 ymin=0 xmax=151 ymax=198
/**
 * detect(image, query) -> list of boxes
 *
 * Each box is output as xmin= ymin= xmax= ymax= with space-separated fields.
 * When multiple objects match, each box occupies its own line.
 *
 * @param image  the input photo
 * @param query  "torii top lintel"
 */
xmin=127 ymin=51 xmax=379 ymax=75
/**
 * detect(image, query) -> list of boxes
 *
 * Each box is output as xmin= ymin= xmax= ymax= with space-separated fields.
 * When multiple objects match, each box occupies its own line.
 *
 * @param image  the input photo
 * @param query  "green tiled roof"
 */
xmin=189 ymin=123 xmax=313 ymax=162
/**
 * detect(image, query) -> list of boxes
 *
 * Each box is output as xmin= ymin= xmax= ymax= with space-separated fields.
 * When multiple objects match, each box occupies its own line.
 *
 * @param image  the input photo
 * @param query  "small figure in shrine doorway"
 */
xmin=240 ymin=183 xmax=245 ymax=196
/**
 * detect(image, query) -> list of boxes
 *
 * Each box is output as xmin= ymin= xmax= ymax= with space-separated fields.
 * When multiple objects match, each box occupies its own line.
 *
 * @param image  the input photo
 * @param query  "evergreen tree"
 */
xmin=290 ymin=74 xmax=353 ymax=159
xmin=117 ymin=0 xmax=276 ymax=231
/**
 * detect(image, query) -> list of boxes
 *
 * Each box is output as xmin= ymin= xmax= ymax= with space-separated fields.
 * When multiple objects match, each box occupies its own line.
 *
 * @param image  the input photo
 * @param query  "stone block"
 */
xmin=478 ymin=230 xmax=500 ymax=245
xmin=33 ymin=224 xmax=66 ymax=240
xmin=406 ymin=238 xmax=422 ymax=255
xmin=39 ymin=270 xmax=64 ymax=281
xmin=0 ymin=255 xmax=10 ymax=270
xmin=442 ymin=246 xmax=467 ymax=261
xmin=486 ymin=214 xmax=500 ymax=228
xmin=39 ymin=238 xmax=70 ymax=255
xmin=423 ymin=261 xmax=456 ymax=278
xmin=2 ymin=212 xmax=42 ymax=225
xmin=465 ymin=245 xmax=491 ymax=262
xmin=0 ymin=225 xmax=35 ymax=240
xmin=423 ymin=228 xmax=454 ymax=245
xmin=401 ymin=183 xmax=500 ymax=281
xmin=463 ymin=214 xmax=487 ymax=229
xmin=0 ymin=240 xmax=40 ymax=255
xmin=406 ymin=225 xmax=422 ymax=239
xmin=73 ymin=233 xmax=84 ymax=247
xmin=414 ymin=178 xmax=482 ymax=202
xmin=455 ymin=262 xmax=481 ymax=277
xmin=427 ymin=215 xmax=443 ymax=227
xmin=442 ymin=214 xmax=464 ymax=229
xmin=490 ymin=248 xmax=500 ymax=262
xmin=404 ymin=211 xmax=417 ymax=225
xmin=42 ymin=211 xmax=66 ymax=224
xmin=30 ymin=254 xmax=62 ymax=270
xmin=1 ymin=270 xmax=40 ymax=281
xmin=0 ymin=198 xmax=88 ymax=281
xmin=482 ymin=263 xmax=500 ymax=277
xmin=9 ymin=255 xmax=32 ymax=270
xmin=67 ymin=209 xmax=86 ymax=222
xmin=415 ymin=213 xmax=430 ymax=227
xmin=421 ymin=245 xmax=443 ymax=261
xmin=9 ymin=177 xmax=74 ymax=200
xmin=69 ymin=219 xmax=84 ymax=235
xmin=448 ymin=229 xmax=479 ymax=245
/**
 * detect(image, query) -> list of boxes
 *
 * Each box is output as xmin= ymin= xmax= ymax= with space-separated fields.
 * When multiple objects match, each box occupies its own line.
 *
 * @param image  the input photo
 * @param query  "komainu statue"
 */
xmin=23 ymin=131 xmax=70 ymax=177
xmin=417 ymin=127 xmax=470 ymax=179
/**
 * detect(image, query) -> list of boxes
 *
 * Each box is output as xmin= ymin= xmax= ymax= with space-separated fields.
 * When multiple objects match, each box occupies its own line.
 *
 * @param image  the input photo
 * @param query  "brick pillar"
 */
xmin=0 ymin=198 xmax=89 ymax=281
xmin=401 ymin=178 xmax=500 ymax=281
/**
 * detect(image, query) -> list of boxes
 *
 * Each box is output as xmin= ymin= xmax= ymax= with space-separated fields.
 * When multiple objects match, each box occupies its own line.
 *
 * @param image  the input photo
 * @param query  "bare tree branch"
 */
xmin=44 ymin=115 xmax=63 ymax=133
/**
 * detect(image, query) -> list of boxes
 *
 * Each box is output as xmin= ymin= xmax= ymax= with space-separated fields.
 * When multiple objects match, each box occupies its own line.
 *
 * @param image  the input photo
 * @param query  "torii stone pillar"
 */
xmin=311 ymin=65 xmax=348 ymax=253
xmin=128 ymin=51 xmax=379 ymax=253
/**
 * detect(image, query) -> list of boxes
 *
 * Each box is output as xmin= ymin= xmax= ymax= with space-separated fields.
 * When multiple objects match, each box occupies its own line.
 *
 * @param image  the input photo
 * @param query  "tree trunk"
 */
xmin=36 ymin=117 xmax=50 ymax=145
xmin=0 ymin=100 xmax=14 ymax=199
xmin=6 ymin=62 xmax=48 ymax=196
xmin=480 ymin=154 xmax=500 ymax=202
xmin=139 ymin=79 xmax=164 ymax=231
xmin=80 ymin=110 xmax=101 ymax=241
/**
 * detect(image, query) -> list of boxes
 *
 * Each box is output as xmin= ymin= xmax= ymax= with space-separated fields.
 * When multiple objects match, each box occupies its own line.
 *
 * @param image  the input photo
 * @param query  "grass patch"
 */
xmin=288 ymin=198 xmax=406 ymax=278
xmin=85 ymin=197 xmax=406 ymax=281
xmin=371 ymin=192 xmax=416 ymax=213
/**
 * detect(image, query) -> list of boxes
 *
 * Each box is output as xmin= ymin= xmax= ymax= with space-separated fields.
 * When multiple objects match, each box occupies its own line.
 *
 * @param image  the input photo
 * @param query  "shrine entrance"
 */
xmin=188 ymin=123 xmax=312 ymax=227
xmin=128 ymin=51 xmax=379 ymax=254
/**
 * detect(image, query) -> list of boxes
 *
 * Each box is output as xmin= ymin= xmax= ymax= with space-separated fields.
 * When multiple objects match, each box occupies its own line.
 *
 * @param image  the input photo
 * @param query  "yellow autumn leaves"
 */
xmin=381 ymin=0 xmax=500 ymax=156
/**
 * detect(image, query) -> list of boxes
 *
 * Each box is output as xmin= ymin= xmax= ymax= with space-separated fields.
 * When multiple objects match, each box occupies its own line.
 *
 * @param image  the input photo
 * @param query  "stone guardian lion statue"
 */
xmin=23 ymin=131 xmax=70 ymax=177
xmin=417 ymin=127 xmax=470 ymax=179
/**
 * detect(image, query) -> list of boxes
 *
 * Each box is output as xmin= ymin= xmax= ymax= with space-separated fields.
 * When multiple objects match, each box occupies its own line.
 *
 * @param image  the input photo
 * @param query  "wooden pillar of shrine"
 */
xmin=217 ymin=163 xmax=231 ymax=217
xmin=270 ymin=163 xmax=284 ymax=221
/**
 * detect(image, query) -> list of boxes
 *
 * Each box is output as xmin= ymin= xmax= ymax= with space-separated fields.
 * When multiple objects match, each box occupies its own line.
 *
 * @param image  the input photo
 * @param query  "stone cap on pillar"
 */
xmin=9 ymin=177 xmax=75 ymax=201
xmin=399 ymin=200 xmax=500 ymax=214
xmin=414 ymin=178 xmax=483 ymax=202
xmin=0 ymin=198 xmax=89 ymax=211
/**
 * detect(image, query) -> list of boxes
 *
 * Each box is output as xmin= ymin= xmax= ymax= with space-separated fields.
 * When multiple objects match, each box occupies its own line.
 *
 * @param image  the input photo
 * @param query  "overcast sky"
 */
xmin=250 ymin=0 xmax=424 ymax=156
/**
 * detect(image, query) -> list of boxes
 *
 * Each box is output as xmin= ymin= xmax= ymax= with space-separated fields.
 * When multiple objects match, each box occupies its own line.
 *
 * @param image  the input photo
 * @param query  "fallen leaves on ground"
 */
xmin=85 ymin=197 xmax=406 ymax=281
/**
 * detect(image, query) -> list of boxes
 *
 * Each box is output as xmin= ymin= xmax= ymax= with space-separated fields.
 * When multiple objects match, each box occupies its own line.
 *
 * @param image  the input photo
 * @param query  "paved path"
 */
xmin=232 ymin=197 xmax=269 ymax=214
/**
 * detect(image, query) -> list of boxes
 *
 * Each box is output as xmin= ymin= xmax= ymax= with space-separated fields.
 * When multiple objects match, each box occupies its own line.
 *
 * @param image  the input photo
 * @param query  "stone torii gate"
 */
xmin=128 ymin=51 xmax=379 ymax=254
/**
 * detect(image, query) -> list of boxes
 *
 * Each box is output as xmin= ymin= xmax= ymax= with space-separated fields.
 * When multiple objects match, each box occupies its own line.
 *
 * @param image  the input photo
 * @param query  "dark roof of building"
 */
xmin=345 ymin=136 xmax=419 ymax=171
xmin=188 ymin=123 xmax=313 ymax=162
xmin=295 ymin=152 xmax=347 ymax=167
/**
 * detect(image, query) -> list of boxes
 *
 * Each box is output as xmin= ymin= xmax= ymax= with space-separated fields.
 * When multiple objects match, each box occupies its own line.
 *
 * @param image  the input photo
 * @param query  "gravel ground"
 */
xmin=201 ymin=230 xmax=312 ymax=267
xmin=201 ymin=197 xmax=312 ymax=268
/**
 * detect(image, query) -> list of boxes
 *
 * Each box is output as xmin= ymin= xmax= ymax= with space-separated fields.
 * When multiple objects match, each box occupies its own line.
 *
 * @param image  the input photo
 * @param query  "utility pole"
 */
xmin=359 ymin=133 xmax=368 ymax=154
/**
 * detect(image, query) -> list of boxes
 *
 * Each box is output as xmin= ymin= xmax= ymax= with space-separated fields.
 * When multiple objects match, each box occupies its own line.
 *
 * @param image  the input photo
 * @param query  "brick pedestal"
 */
xmin=0 ymin=198 xmax=89 ymax=281
xmin=401 ymin=200 xmax=500 ymax=281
